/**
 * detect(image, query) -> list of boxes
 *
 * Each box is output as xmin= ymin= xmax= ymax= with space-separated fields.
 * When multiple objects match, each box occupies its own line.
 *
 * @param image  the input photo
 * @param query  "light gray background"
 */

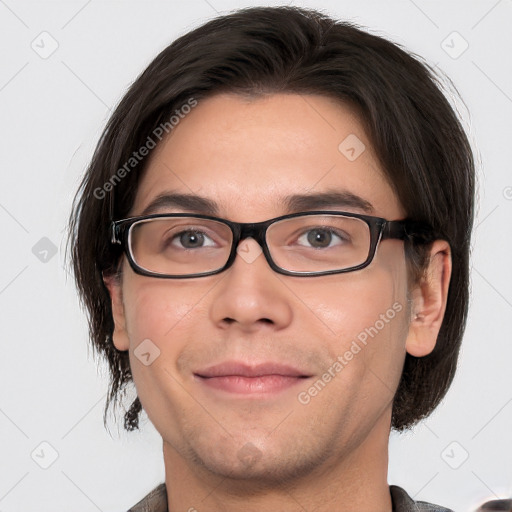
xmin=1 ymin=1 xmax=511 ymax=511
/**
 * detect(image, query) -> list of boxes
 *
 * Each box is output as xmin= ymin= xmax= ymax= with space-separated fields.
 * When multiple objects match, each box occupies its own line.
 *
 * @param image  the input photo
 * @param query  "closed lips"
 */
xmin=195 ymin=362 xmax=311 ymax=378
xmin=194 ymin=362 xmax=312 ymax=395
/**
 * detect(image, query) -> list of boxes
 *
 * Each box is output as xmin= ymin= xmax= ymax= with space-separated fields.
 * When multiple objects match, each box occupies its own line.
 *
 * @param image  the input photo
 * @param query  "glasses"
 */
xmin=110 ymin=211 xmax=431 ymax=278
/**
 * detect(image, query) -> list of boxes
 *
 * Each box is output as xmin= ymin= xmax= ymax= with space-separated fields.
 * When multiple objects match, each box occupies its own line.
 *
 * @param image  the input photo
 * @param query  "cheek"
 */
xmin=287 ymin=244 xmax=410 ymax=396
xmin=288 ymin=255 xmax=408 ymax=346
xmin=290 ymin=263 xmax=410 ymax=448
xmin=122 ymin=276 xmax=208 ymax=356
xmin=120 ymin=277 xmax=210 ymax=433
xmin=338 ymin=245 xmax=410 ymax=384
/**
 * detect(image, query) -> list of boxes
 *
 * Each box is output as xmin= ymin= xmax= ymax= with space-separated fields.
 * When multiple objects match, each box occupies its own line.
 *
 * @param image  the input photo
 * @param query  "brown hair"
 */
xmin=68 ymin=5 xmax=475 ymax=431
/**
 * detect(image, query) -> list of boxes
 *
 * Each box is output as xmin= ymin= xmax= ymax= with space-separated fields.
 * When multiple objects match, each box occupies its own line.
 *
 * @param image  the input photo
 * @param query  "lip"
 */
xmin=194 ymin=361 xmax=311 ymax=395
xmin=196 ymin=362 xmax=310 ymax=378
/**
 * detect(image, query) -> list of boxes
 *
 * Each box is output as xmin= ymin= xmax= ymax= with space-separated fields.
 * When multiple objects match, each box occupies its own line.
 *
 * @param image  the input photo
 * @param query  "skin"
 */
xmin=105 ymin=93 xmax=451 ymax=512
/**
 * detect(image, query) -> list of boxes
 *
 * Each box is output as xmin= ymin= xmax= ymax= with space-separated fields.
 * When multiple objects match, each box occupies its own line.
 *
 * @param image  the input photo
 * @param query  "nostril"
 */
xmin=222 ymin=317 xmax=273 ymax=325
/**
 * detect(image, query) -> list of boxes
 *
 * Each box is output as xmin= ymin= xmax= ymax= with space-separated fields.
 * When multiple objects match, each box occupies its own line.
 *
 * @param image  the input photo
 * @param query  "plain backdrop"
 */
xmin=1 ymin=1 xmax=511 ymax=511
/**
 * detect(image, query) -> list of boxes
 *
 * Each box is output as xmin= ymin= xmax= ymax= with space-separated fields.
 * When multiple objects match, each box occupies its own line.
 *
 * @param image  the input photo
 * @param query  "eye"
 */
xmin=169 ymin=230 xmax=216 ymax=249
xmin=296 ymin=228 xmax=348 ymax=248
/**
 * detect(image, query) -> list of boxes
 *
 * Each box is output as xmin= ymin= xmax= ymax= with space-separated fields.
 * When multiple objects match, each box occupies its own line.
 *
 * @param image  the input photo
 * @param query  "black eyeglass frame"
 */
xmin=110 ymin=211 xmax=433 ymax=278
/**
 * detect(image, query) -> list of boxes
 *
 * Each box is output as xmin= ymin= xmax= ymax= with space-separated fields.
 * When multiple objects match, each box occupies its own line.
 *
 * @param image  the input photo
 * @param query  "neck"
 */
xmin=162 ymin=412 xmax=393 ymax=512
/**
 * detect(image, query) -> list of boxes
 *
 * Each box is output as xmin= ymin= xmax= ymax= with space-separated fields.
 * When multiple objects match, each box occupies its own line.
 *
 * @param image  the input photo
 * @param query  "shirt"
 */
xmin=127 ymin=483 xmax=453 ymax=511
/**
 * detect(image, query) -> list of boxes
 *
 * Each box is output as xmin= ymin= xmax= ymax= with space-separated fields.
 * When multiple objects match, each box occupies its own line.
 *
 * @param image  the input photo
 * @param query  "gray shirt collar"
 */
xmin=128 ymin=483 xmax=453 ymax=512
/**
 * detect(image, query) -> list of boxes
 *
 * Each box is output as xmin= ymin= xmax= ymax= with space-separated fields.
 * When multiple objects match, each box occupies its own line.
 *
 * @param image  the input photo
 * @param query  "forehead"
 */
xmin=132 ymin=93 xmax=404 ymax=220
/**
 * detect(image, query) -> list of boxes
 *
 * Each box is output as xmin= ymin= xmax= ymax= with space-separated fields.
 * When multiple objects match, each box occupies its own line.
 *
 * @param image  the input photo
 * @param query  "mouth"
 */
xmin=194 ymin=362 xmax=312 ymax=395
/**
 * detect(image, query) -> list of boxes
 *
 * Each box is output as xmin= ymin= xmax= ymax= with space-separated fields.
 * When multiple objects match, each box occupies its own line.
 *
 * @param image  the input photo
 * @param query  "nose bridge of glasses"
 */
xmin=234 ymin=221 xmax=269 ymax=249
xmin=219 ymin=221 xmax=271 ymax=274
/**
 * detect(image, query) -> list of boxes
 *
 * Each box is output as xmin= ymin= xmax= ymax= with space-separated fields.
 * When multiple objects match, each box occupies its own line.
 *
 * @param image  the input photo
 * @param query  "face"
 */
xmin=109 ymin=93 xmax=420 ymax=483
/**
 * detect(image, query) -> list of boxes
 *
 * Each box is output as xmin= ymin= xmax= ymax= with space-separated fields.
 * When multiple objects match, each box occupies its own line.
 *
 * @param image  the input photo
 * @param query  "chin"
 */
xmin=187 ymin=436 xmax=326 ymax=487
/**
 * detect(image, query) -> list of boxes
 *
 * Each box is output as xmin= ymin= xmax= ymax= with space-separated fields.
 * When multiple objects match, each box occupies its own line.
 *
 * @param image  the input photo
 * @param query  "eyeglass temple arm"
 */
xmin=110 ymin=221 xmax=121 ymax=245
xmin=109 ymin=187 xmax=121 ymax=244
xmin=382 ymin=220 xmax=434 ymax=242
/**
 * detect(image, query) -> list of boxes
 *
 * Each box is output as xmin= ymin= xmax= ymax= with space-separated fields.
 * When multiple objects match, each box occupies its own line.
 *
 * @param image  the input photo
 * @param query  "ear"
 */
xmin=103 ymin=273 xmax=130 ymax=351
xmin=405 ymin=240 xmax=452 ymax=357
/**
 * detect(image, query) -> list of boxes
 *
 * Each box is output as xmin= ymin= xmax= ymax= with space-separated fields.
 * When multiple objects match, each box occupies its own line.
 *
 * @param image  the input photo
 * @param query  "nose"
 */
xmin=209 ymin=238 xmax=294 ymax=333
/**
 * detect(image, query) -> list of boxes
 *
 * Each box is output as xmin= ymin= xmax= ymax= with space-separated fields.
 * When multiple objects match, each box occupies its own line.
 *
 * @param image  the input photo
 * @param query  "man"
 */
xmin=69 ymin=6 xmax=475 ymax=511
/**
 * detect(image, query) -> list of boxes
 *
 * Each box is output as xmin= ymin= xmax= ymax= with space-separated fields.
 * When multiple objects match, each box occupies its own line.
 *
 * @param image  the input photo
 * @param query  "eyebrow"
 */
xmin=285 ymin=191 xmax=374 ymax=214
xmin=140 ymin=193 xmax=219 ymax=216
xmin=138 ymin=190 xmax=374 ymax=216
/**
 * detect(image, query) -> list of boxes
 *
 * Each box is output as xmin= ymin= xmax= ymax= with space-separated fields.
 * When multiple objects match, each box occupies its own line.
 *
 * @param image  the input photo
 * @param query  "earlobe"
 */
xmin=103 ymin=273 xmax=130 ymax=352
xmin=405 ymin=240 xmax=452 ymax=358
